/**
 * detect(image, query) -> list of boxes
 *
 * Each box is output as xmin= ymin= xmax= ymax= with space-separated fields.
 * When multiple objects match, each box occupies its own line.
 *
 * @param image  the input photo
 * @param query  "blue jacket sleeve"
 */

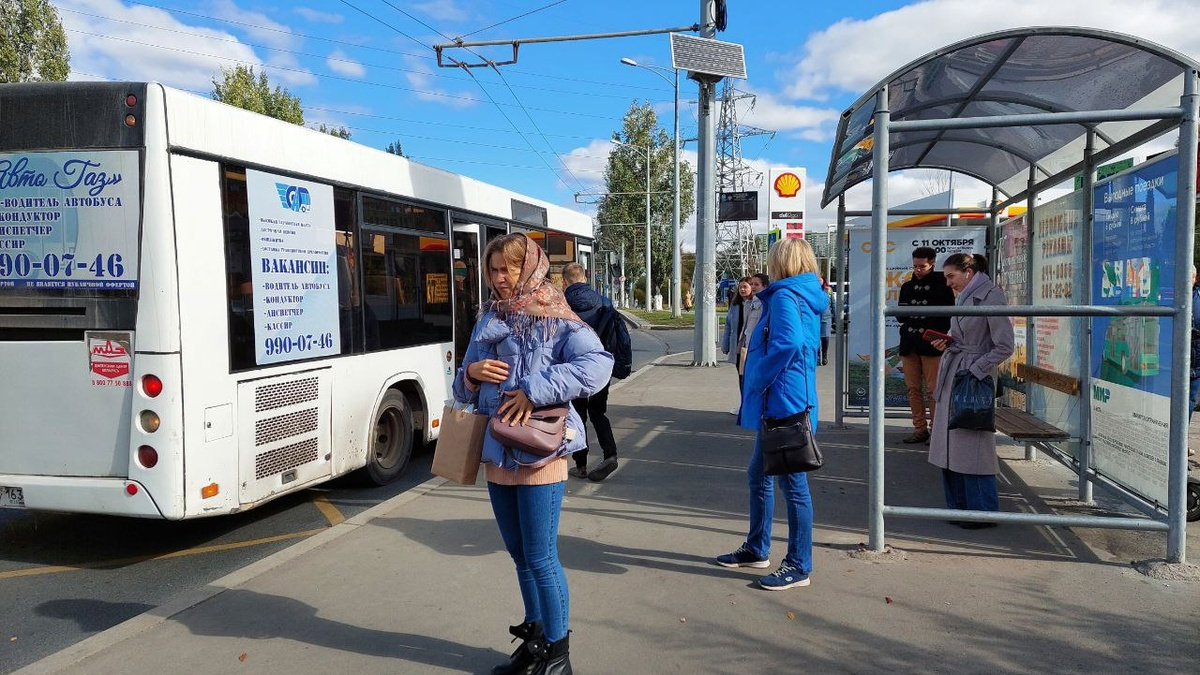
xmin=745 ymin=292 xmax=803 ymax=395
xmin=521 ymin=321 xmax=615 ymax=406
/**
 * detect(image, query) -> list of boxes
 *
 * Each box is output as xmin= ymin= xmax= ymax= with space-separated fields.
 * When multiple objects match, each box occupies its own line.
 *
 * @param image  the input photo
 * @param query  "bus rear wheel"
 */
xmin=364 ymin=390 xmax=414 ymax=485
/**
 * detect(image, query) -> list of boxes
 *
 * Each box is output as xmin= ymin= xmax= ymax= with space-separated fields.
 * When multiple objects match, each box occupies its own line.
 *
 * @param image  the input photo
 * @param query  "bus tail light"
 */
xmin=126 ymin=483 xmax=139 ymax=496
xmin=142 ymin=374 xmax=163 ymax=398
xmin=201 ymin=483 xmax=219 ymax=499
xmin=138 ymin=410 xmax=160 ymax=433
xmin=137 ymin=445 xmax=158 ymax=468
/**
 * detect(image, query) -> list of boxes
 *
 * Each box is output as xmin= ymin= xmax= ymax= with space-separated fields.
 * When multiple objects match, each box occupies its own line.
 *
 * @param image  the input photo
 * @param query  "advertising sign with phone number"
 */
xmin=245 ymin=169 xmax=341 ymax=365
xmin=0 ymin=151 xmax=140 ymax=290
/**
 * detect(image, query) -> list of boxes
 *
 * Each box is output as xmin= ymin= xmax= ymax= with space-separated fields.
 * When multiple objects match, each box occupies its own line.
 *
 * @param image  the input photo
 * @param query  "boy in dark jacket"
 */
xmin=896 ymin=246 xmax=955 ymax=444
xmin=562 ymin=263 xmax=632 ymax=480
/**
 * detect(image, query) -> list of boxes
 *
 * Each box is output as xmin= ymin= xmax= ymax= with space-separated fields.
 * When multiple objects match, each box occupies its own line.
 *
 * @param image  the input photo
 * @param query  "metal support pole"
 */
xmin=645 ymin=147 xmax=652 ymax=310
xmin=1078 ymin=130 xmax=1096 ymax=505
xmin=672 ymin=68 xmax=682 ymax=318
xmin=1168 ymin=71 xmax=1198 ymax=564
xmin=691 ymin=0 xmax=719 ymax=365
xmin=868 ymin=86 xmax=890 ymax=552
xmin=1024 ymin=165 xmax=1038 ymax=462
xmin=620 ymin=242 xmax=627 ymax=309
xmin=835 ymin=196 xmax=847 ymax=427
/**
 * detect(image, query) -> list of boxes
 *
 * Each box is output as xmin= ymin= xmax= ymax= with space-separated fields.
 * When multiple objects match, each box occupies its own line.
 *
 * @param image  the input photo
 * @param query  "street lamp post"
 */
xmin=621 ymin=57 xmax=681 ymax=317
xmin=611 ymin=137 xmax=652 ymax=310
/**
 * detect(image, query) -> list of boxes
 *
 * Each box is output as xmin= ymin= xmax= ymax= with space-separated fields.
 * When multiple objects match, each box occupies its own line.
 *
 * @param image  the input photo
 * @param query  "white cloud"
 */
xmin=58 ymin=0 xmax=285 ymax=92
xmin=206 ymin=0 xmax=298 ymax=51
xmin=782 ymin=0 xmax=1200 ymax=101
xmin=730 ymin=87 xmax=841 ymax=143
xmin=326 ymin=50 xmax=366 ymax=78
xmin=402 ymin=55 xmax=478 ymax=108
xmin=295 ymin=7 xmax=342 ymax=24
xmin=414 ymin=1 xmax=469 ymax=22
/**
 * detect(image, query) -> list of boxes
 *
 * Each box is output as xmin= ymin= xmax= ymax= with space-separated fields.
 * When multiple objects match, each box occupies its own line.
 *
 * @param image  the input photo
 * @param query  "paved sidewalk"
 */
xmin=16 ymin=355 xmax=1200 ymax=675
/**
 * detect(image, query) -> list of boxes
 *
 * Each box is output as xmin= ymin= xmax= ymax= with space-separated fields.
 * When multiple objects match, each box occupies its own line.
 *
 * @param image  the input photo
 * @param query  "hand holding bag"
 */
xmin=490 ymin=404 xmax=569 ymax=456
xmin=432 ymin=402 xmax=488 ymax=485
xmin=947 ymin=369 xmax=996 ymax=432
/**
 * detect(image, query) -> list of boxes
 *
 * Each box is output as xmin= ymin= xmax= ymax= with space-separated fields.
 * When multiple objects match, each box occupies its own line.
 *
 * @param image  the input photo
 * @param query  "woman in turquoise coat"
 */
xmin=715 ymin=238 xmax=828 ymax=591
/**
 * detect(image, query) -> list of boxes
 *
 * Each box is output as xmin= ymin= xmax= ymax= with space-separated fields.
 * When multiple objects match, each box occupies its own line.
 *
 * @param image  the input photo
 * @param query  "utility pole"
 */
xmin=692 ymin=0 xmax=720 ymax=365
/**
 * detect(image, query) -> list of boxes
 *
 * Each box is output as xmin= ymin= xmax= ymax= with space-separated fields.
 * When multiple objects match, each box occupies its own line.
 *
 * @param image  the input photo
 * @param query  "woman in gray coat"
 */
xmin=926 ymin=253 xmax=1014 ymax=528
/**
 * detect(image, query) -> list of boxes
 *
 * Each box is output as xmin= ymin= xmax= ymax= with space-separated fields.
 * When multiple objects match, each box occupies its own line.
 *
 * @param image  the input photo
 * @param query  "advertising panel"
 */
xmin=994 ymin=213 xmax=1027 ymax=409
xmin=1029 ymin=191 xmax=1086 ymax=443
xmin=846 ymin=226 xmax=987 ymax=407
xmin=768 ymin=168 xmax=806 ymax=239
xmin=246 ymin=169 xmax=341 ymax=365
xmin=0 ymin=151 xmax=141 ymax=291
xmin=1090 ymin=153 xmax=1178 ymax=505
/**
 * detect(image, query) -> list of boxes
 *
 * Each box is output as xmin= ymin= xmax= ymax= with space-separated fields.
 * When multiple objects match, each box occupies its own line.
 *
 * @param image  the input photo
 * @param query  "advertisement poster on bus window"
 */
xmin=246 ymin=169 xmax=341 ymax=365
xmin=846 ymin=226 xmax=986 ymax=407
xmin=1090 ymin=152 xmax=1178 ymax=506
xmin=0 ymin=150 xmax=140 ymax=290
xmin=1029 ymin=191 xmax=1086 ymax=444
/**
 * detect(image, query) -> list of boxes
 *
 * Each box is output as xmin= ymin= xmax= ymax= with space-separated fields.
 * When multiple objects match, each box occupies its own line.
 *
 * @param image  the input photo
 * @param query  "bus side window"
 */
xmin=360 ymin=229 xmax=452 ymax=351
xmin=221 ymin=167 xmax=256 ymax=371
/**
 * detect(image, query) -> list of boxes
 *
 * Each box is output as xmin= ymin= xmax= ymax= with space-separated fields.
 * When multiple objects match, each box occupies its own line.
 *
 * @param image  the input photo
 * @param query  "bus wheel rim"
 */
xmin=374 ymin=408 xmax=402 ymax=469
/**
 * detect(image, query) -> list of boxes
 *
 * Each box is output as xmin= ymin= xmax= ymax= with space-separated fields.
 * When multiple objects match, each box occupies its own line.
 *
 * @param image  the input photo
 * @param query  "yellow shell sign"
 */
xmin=773 ymin=172 xmax=802 ymax=198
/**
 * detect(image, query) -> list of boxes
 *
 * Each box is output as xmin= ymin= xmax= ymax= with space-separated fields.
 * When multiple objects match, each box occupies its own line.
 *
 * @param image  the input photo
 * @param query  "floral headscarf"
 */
xmin=485 ymin=234 xmax=581 ymax=333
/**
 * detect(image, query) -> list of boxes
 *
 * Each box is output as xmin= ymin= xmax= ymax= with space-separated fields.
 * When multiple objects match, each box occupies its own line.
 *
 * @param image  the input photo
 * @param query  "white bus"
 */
xmin=0 ymin=82 xmax=593 ymax=519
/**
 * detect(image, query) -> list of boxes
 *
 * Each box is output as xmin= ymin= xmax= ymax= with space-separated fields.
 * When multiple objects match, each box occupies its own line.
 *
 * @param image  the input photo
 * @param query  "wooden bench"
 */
xmin=994 ymin=406 xmax=1070 ymax=441
xmin=993 ymin=364 xmax=1078 ymax=441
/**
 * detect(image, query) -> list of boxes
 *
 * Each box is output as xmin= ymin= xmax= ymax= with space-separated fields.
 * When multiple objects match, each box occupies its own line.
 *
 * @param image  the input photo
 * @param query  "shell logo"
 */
xmin=773 ymin=172 xmax=802 ymax=198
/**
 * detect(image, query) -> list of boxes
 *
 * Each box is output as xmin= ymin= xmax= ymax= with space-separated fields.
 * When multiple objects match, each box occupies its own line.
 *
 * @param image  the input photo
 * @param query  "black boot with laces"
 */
xmin=491 ymin=620 xmax=542 ymax=675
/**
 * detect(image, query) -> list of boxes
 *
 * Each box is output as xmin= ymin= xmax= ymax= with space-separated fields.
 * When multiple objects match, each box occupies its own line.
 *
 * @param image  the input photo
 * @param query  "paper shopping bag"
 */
xmin=432 ymin=404 xmax=487 ymax=485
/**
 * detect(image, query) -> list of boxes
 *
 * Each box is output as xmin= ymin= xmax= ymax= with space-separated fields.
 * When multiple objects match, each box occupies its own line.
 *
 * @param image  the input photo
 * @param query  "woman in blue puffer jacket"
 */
xmin=453 ymin=233 xmax=612 ymax=675
xmin=715 ymin=237 xmax=827 ymax=591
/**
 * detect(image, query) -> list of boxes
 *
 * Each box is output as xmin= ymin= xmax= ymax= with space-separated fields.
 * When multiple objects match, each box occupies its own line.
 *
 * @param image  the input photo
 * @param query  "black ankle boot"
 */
xmin=491 ymin=621 xmax=542 ymax=675
xmin=527 ymin=633 xmax=572 ymax=675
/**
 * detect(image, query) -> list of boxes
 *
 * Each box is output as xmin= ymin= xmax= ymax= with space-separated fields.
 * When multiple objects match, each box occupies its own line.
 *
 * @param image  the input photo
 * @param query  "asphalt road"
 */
xmin=0 ymin=327 xmax=696 ymax=675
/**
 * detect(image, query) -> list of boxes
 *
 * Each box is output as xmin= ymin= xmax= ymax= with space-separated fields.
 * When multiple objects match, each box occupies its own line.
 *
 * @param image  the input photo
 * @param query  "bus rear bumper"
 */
xmin=0 ymin=474 xmax=165 ymax=518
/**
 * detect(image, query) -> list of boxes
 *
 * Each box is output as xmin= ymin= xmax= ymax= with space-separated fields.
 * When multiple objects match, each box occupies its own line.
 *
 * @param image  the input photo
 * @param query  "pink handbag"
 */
xmin=490 ymin=405 xmax=569 ymax=456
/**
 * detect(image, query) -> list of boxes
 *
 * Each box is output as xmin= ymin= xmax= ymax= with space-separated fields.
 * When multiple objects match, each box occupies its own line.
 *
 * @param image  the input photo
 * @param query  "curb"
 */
xmin=12 ymin=478 xmax=449 ymax=675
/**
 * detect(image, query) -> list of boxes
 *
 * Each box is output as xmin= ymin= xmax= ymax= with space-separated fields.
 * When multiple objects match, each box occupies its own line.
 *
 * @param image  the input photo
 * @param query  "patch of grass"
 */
xmin=624 ymin=309 xmax=697 ymax=327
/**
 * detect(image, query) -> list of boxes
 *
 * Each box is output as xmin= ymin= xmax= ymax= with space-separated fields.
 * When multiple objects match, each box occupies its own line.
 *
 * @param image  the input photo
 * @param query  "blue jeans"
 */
xmin=744 ymin=433 xmax=814 ymax=573
xmin=487 ymin=481 xmax=569 ymax=641
xmin=941 ymin=469 xmax=999 ymax=512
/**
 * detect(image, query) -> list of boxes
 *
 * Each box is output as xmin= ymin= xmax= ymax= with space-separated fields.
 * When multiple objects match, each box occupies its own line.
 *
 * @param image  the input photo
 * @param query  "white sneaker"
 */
xmin=729 ymin=405 xmax=739 ymax=415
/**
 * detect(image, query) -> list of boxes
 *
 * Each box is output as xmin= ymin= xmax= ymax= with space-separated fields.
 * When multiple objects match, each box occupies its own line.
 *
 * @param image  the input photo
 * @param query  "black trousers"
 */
xmin=570 ymin=383 xmax=617 ymax=467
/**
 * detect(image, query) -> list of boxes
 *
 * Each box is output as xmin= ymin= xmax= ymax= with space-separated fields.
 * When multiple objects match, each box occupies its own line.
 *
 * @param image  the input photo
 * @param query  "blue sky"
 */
xmin=56 ymin=0 xmax=1200 ymax=249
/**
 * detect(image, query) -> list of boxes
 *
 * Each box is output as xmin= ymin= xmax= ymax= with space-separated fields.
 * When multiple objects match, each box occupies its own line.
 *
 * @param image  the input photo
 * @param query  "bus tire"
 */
xmin=363 ymin=390 xmax=414 ymax=485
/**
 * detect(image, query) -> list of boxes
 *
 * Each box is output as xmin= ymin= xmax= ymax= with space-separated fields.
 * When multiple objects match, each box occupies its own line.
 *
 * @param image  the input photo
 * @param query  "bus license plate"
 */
xmin=0 ymin=486 xmax=25 ymax=508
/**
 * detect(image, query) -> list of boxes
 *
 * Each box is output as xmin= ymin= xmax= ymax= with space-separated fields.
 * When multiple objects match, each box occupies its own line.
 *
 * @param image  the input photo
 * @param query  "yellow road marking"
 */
xmin=0 ymin=528 xmax=327 ymax=580
xmin=311 ymin=494 xmax=346 ymax=526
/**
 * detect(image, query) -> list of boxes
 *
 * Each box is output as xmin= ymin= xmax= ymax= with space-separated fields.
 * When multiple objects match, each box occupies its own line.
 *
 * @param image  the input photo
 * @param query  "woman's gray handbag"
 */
xmin=490 ymin=405 xmax=569 ymax=456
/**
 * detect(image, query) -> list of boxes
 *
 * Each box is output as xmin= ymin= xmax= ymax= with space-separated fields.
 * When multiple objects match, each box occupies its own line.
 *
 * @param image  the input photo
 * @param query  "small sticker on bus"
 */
xmin=87 ymin=331 xmax=133 ymax=387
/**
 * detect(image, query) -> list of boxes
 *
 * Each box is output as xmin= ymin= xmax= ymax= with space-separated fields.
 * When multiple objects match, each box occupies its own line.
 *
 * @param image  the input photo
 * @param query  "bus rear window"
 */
xmin=0 ymin=150 xmax=141 ymax=297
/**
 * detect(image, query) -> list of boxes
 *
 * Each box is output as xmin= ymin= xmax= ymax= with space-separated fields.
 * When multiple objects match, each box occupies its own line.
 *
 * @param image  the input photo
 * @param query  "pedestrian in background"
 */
xmin=897 ymin=246 xmax=956 ymax=445
xmin=562 ymin=262 xmax=632 ymax=481
xmin=453 ymin=234 xmax=613 ymax=674
xmin=716 ymin=238 xmax=825 ymax=590
xmin=927 ymin=252 xmax=1013 ymax=529
xmin=819 ymin=278 xmax=833 ymax=366
xmin=737 ymin=273 xmax=770 ymax=375
xmin=721 ymin=276 xmax=753 ymax=414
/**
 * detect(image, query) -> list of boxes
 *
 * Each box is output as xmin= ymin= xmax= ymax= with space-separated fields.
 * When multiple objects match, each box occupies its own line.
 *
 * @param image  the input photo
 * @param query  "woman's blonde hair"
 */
xmin=767 ymin=237 xmax=819 ymax=281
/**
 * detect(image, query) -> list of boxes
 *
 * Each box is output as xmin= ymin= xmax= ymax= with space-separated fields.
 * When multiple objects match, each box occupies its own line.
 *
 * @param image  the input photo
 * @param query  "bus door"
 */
xmin=451 ymin=222 xmax=481 ymax=367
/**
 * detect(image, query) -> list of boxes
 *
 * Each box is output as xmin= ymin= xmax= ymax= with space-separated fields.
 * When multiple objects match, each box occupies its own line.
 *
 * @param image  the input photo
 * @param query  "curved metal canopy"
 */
xmin=821 ymin=27 xmax=1200 ymax=208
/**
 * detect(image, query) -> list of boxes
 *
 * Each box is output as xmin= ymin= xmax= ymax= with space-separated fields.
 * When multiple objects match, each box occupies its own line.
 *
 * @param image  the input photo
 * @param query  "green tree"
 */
xmin=0 ymin=0 xmax=69 ymax=83
xmin=384 ymin=140 xmax=404 ymax=156
xmin=314 ymin=122 xmax=351 ymax=140
xmin=597 ymin=101 xmax=696 ymax=300
xmin=211 ymin=65 xmax=303 ymax=125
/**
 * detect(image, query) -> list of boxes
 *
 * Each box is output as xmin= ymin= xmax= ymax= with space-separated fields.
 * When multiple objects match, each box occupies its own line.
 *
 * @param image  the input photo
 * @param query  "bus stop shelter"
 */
xmin=821 ymin=27 xmax=1197 ymax=564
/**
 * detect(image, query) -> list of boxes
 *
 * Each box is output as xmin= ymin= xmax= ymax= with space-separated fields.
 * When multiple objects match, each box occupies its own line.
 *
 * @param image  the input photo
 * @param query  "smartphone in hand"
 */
xmin=922 ymin=328 xmax=954 ymax=343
